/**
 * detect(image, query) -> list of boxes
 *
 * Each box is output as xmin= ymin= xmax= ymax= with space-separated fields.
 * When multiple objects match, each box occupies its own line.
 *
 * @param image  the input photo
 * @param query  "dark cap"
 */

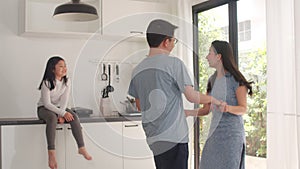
xmin=146 ymin=19 xmax=178 ymax=37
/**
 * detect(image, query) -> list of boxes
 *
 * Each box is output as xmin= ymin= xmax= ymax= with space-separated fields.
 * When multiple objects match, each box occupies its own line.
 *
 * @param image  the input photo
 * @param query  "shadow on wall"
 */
xmin=1 ymin=0 xmax=20 ymax=35
xmin=0 ymin=72 xmax=18 ymax=117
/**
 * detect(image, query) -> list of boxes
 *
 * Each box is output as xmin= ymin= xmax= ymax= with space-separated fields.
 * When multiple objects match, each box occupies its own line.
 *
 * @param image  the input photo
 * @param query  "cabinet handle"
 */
xmin=124 ymin=124 xmax=139 ymax=128
xmin=130 ymin=31 xmax=143 ymax=34
xmin=56 ymin=127 xmax=63 ymax=130
xmin=67 ymin=126 xmax=83 ymax=130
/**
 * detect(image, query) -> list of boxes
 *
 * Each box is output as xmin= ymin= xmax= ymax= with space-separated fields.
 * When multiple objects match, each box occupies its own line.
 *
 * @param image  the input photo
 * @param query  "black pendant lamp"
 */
xmin=53 ymin=0 xmax=98 ymax=22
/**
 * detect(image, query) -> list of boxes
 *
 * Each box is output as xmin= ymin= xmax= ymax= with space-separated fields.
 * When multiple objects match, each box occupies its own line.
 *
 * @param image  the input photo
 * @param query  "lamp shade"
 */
xmin=53 ymin=0 xmax=98 ymax=22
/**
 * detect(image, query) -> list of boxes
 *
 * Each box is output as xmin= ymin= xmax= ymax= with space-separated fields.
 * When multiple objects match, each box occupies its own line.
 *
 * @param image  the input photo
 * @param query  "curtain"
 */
xmin=266 ymin=0 xmax=300 ymax=168
xmin=175 ymin=0 xmax=194 ymax=169
xmin=174 ymin=0 xmax=193 ymax=108
xmin=175 ymin=0 xmax=193 ymax=75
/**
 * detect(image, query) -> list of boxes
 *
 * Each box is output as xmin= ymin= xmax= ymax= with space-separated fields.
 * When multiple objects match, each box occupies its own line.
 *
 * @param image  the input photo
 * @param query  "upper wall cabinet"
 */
xmin=101 ymin=0 xmax=173 ymax=38
xmin=19 ymin=0 xmax=173 ymax=38
xmin=19 ymin=0 xmax=101 ymax=38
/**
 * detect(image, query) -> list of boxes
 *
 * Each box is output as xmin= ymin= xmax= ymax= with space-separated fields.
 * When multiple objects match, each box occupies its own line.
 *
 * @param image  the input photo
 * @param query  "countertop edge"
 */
xmin=0 ymin=116 xmax=141 ymax=126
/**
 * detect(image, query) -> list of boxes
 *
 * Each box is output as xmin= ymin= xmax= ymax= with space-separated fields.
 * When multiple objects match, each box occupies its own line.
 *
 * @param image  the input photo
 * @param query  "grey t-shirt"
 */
xmin=128 ymin=54 xmax=193 ymax=146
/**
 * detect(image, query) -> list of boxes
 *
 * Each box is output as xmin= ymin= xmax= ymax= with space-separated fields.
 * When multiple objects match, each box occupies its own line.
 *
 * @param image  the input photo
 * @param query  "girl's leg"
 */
xmin=48 ymin=150 xmax=58 ymax=169
xmin=78 ymin=147 xmax=92 ymax=160
xmin=67 ymin=109 xmax=92 ymax=160
xmin=37 ymin=106 xmax=58 ymax=168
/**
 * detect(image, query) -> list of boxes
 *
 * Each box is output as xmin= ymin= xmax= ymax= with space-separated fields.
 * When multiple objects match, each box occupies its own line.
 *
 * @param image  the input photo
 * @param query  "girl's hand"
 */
xmin=58 ymin=117 xmax=65 ymax=124
xmin=63 ymin=112 xmax=74 ymax=122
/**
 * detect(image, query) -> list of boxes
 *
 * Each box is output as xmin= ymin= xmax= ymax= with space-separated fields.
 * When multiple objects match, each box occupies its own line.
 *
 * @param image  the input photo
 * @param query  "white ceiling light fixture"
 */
xmin=53 ymin=0 xmax=99 ymax=22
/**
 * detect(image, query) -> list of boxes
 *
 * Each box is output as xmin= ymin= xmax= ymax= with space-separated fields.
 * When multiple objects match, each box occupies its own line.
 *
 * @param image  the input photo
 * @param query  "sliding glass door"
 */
xmin=237 ymin=0 xmax=267 ymax=164
xmin=196 ymin=3 xmax=230 ymax=166
xmin=192 ymin=0 xmax=267 ymax=169
xmin=192 ymin=1 xmax=238 ymax=168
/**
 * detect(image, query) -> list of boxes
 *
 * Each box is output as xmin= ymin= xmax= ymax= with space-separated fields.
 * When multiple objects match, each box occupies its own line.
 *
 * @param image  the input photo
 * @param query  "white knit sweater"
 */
xmin=37 ymin=79 xmax=70 ymax=116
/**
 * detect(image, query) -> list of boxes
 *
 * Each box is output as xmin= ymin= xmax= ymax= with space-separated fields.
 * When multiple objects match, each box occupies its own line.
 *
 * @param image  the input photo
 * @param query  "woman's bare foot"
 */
xmin=48 ymin=150 xmax=57 ymax=169
xmin=78 ymin=147 xmax=92 ymax=160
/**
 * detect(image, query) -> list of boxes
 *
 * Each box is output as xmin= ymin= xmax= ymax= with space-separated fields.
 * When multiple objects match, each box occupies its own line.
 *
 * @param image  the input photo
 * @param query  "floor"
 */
xmin=246 ymin=155 xmax=267 ymax=169
xmin=189 ymin=155 xmax=267 ymax=169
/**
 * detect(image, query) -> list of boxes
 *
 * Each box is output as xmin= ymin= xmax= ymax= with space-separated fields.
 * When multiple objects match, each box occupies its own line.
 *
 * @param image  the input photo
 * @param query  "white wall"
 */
xmin=0 ymin=1 xmax=80 ymax=118
xmin=0 ymin=0 xmax=147 ymax=118
xmin=191 ymin=0 xmax=207 ymax=6
xmin=0 ymin=0 xmax=222 ymax=118
xmin=0 ymin=0 xmax=184 ymax=118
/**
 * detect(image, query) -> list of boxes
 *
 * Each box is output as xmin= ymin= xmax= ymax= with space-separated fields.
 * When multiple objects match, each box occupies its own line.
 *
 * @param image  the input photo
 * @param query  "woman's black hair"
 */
xmin=38 ymin=56 xmax=68 ymax=91
xmin=209 ymin=40 xmax=253 ymax=96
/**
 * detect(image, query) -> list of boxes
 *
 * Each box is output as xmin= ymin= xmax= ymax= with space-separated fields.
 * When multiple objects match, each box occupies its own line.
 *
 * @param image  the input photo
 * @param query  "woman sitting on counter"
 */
xmin=37 ymin=56 xmax=92 ymax=169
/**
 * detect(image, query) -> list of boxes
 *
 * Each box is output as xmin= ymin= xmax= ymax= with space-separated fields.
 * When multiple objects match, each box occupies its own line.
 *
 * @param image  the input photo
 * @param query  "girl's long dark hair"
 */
xmin=38 ymin=56 xmax=68 ymax=91
xmin=210 ymin=40 xmax=253 ymax=96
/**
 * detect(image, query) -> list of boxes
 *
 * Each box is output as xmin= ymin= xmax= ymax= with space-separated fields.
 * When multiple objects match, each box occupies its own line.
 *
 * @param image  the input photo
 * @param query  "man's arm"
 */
xmin=135 ymin=98 xmax=141 ymax=111
xmin=183 ymin=86 xmax=221 ymax=105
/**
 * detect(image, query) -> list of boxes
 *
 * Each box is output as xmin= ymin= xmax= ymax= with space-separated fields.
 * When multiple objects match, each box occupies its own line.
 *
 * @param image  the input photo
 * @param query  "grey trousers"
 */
xmin=37 ymin=106 xmax=84 ymax=150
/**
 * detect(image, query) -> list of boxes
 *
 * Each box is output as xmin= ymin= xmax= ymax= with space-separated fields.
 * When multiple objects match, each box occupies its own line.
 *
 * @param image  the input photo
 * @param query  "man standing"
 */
xmin=128 ymin=19 xmax=219 ymax=169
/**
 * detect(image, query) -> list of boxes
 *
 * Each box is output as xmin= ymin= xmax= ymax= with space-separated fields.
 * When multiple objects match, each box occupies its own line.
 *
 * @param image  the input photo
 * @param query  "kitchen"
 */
xmin=0 ymin=0 xmax=299 ymax=169
xmin=1 ymin=0 xmax=194 ymax=169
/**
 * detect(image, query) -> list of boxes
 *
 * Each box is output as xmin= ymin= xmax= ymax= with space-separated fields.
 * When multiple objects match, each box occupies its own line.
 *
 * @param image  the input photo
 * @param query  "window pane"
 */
xmin=197 ymin=4 xmax=229 ymax=156
xmin=245 ymin=30 xmax=251 ymax=41
xmin=245 ymin=20 xmax=251 ymax=30
xmin=239 ymin=22 xmax=244 ymax=31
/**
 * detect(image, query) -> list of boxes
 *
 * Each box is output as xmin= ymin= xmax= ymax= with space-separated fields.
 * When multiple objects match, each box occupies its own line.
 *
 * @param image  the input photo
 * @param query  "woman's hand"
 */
xmin=58 ymin=117 xmax=65 ymax=124
xmin=63 ymin=112 xmax=74 ymax=122
xmin=218 ymin=101 xmax=228 ymax=112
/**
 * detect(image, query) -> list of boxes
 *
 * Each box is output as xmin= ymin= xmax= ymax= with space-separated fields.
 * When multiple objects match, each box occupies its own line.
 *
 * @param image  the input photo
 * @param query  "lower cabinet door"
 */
xmin=123 ymin=121 xmax=155 ymax=169
xmin=65 ymin=122 xmax=123 ymax=169
xmin=2 ymin=125 xmax=49 ymax=169
xmin=55 ymin=124 xmax=66 ymax=169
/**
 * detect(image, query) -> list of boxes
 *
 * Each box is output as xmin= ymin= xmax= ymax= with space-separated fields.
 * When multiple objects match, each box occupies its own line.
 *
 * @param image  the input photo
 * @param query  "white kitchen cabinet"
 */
xmin=19 ymin=0 xmax=101 ymax=38
xmin=123 ymin=121 xmax=155 ymax=169
xmin=102 ymin=0 xmax=172 ymax=38
xmin=19 ymin=0 xmax=173 ymax=38
xmin=55 ymin=124 xmax=67 ymax=169
xmin=1 ymin=122 xmax=123 ymax=169
xmin=65 ymin=122 xmax=123 ymax=169
xmin=65 ymin=121 xmax=154 ymax=169
xmin=1 ymin=124 xmax=65 ymax=169
xmin=1 ymin=120 xmax=152 ymax=169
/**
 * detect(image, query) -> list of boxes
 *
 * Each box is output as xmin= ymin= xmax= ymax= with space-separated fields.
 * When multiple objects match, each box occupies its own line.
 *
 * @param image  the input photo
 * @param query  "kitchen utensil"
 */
xmin=101 ymin=63 xmax=108 ymax=81
xmin=120 ymin=101 xmax=138 ymax=113
xmin=106 ymin=64 xmax=114 ymax=92
xmin=115 ymin=64 xmax=120 ymax=83
xmin=126 ymin=96 xmax=132 ymax=102
xmin=121 ymin=96 xmax=138 ymax=113
xmin=100 ymin=97 xmax=112 ymax=116
xmin=101 ymin=87 xmax=109 ymax=98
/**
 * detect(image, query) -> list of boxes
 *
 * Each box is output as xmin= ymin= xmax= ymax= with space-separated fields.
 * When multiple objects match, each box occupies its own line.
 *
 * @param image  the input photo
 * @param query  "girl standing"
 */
xmin=186 ymin=40 xmax=253 ymax=169
xmin=37 ymin=56 xmax=92 ymax=169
